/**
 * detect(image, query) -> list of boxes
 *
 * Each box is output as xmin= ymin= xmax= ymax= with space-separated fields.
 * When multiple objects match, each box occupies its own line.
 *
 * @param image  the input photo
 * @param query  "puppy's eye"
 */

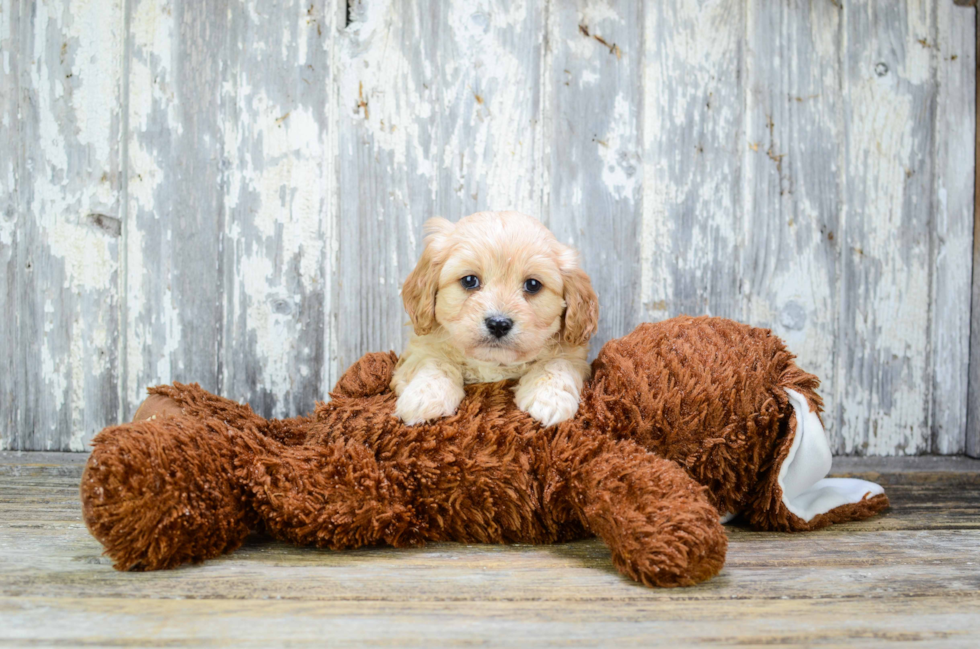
xmin=523 ymin=278 xmax=543 ymax=295
xmin=460 ymin=275 xmax=481 ymax=290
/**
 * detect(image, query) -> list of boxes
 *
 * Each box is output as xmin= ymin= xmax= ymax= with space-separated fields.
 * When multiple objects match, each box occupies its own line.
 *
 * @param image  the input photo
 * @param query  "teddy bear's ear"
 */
xmin=402 ymin=217 xmax=454 ymax=336
xmin=559 ymin=248 xmax=599 ymax=347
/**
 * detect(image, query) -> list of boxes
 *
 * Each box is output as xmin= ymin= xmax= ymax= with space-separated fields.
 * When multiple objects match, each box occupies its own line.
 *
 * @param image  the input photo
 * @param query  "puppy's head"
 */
xmin=402 ymin=211 xmax=598 ymax=364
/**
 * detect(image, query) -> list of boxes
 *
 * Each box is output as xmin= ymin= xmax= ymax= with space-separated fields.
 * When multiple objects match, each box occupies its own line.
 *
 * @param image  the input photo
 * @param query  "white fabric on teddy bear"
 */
xmin=779 ymin=389 xmax=885 ymax=522
xmin=720 ymin=389 xmax=885 ymax=525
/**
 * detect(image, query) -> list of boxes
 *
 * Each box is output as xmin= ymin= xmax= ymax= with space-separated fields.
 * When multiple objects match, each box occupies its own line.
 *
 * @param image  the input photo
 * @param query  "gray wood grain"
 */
xmin=1 ymin=0 xmax=976 ymax=454
xmin=932 ymin=1 xmax=976 ymax=455
xmin=741 ymin=0 xmax=843 ymax=446
xmin=0 ymin=0 xmax=124 ymax=450
xmin=639 ymin=1 xmax=743 ymax=323
xmin=123 ymin=0 xmax=226 ymax=419
xmin=4 ymin=595 xmax=978 ymax=648
xmin=217 ymin=0 xmax=335 ymax=419
xmin=123 ymin=0 xmax=338 ymax=422
xmin=968 ymin=6 xmax=980 ymax=460
xmin=545 ymin=0 xmax=642 ymax=355
xmin=838 ymin=0 xmax=937 ymax=455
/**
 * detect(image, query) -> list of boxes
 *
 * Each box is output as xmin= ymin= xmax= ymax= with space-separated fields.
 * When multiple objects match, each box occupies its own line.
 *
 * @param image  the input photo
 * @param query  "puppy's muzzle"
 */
xmin=485 ymin=316 xmax=514 ymax=339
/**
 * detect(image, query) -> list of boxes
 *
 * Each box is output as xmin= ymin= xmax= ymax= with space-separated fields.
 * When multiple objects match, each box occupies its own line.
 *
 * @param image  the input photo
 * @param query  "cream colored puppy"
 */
xmin=391 ymin=211 xmax=598 ymax=427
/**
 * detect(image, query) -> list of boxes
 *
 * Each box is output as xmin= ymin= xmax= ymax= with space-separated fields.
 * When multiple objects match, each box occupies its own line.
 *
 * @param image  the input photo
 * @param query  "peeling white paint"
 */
xmin=579 ymin=0 xmax=622 ymax=27
xmin=67 ymin=0 xmax=123 ymax=166
xmin=239 ymin=254 xmax=296 ymax=401
xmin=640 ymin=1 xmax=741 ymax=325
xmin=579 ymin=69 xmax=599 ymax=87
xmin=154 ymin=283 xmax=183 ymax=384
xmin=930 ymin=0 xmax=976 ymax=454
xmin=45 ymin=220 xmax=116 ymax=292
xmin=240 ymin=96 xmax=324 ymax=291
xmin=41 ymin=301 xmax=68 ymax=416
xmin=444 ymin=1 xmax=540 ymax=213
xmin=130 ymin=0 xmax=179 ymax=133
xmin=639 ymin=178 xmax=673 ymax=321
xmin=338 ymin=0 xmax=434 ymax=176
xmin=902 ymin=0 xmax=933 ymax=85
xmin=736 ymin=0 xmax=843 ymax=444
xmin=7 ymin=0 xmax=125 ymax=449
xmin=124 ymin=224 xmax=147 ymax=406
xmin=222 ymin=84 xmax=327 ymax=410
xmin=836 ymin=0 xmax=937 ymax=455
xmin=322 ymin=19 xmax=340 ymax=388
xmin=597 ymin=94 xmax=639 ymax=201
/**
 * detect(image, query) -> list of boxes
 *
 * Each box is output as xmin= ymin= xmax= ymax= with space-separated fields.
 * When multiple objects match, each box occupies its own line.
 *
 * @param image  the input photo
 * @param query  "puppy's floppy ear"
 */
xmin=402 ymin=217 xmax=454 ymax=336
xmin=559 ymin=249 xmax=599 ymax=347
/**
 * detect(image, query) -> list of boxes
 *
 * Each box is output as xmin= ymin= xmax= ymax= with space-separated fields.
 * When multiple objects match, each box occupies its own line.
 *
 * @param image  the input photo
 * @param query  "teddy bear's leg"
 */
xmin=238 ymin=437 xmax=424 ymax=550
xmin=81 ymin=416 xmax=257 ymax=570
xmin=135 ymin=382 xmax=311 ymax=446
xmin=548 ymin=431 xmax=728 ymax=588
xmin=136 ymin=382 xmax=270 ymax=429
xmin=330 ymin=350 xmax=400 ymax=398
xmin=743 ymin=388 xmax=889 ymax=531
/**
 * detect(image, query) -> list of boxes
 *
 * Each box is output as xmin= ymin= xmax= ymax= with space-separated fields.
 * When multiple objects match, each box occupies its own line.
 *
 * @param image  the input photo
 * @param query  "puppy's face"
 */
xmin=435 ymin=227 xmax=566 ymax=364
xmin=402 ymin=211 xmax=598 ymax=364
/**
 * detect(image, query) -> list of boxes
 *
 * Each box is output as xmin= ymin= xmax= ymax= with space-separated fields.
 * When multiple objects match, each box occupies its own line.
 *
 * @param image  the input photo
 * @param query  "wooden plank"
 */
xmin=2 ymin=519 xmax=979 ymax=606
xmin=931 ymin=0 xmax=976 ymax=454
xmin=217 ymin=1 xmax=336 ymax=418
xmin=837 ymin=1 xmax=937 ymax=455
xmin=0 ymin=595 xmax=977 ymax=647
xmin=0 ymin=597 xmax=980 ymax=647
xmin=123 ymin=0 xmax=226 ymax=418
xmin=335 ymin=0 xmax=545 ymax=373
xmin=0 ymin=0 xmax=124 ymax=451
xmin=0 ymin=451 xmax=89 ymax=477
xmin=2 ymin=522 xmax=980 ymax=601
xmin=0 ymin=593 xmax=980 ymax=647
xmin=969 ymin=4 xmax=980 ymax=459
xmin=544 ymin=0 xmax=642 ymax=353
xmin=741 ymin=0 xmax=844 ymax=448
xmin=429 ymin=1 xmax=545 ymax=219
xmin=639 ymin=1 xmax=743 ymax=323
xmin=833 ymin=454 xmax=980 ymax=473
xmin=125 ymin=0 xmax=337 ymax=420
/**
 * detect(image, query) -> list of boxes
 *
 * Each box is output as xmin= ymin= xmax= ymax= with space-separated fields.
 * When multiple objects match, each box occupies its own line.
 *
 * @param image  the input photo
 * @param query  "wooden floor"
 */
xmin=1 ymin=453 xmax=978 ymax=648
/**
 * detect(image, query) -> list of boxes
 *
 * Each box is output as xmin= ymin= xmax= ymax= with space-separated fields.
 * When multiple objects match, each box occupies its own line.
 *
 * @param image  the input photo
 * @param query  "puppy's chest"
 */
xmin=460 ymin=358 xmax=532 ymax=384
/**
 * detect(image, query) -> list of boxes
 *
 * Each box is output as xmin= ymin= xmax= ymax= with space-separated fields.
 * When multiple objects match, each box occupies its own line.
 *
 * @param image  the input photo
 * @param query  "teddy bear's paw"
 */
xmin=515 ymin=379 xmax=580 ymax=427
xmin=395 ymin=375 xmax=465 ymax=425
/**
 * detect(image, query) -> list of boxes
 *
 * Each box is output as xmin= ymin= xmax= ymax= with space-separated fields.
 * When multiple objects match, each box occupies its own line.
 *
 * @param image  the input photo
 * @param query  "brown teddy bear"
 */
xmin=80 ymin=316 xmax=888 ymax=588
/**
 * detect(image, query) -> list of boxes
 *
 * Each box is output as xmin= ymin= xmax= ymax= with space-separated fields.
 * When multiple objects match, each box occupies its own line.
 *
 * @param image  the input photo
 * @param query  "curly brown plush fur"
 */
xmin=80 ymin=316 xmax=888 ymax=587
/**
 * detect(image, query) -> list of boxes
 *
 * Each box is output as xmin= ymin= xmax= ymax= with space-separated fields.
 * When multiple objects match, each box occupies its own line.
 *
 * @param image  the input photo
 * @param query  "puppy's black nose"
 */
xmin=485 ymin=316 xmax=513 ymax=339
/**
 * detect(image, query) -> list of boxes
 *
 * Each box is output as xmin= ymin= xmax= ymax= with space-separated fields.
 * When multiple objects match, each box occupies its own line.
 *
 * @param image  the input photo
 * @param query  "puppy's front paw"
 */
xmin=515 ymin=379 xmax=580 ymax=427
xmin=395 ymin=375 xmax=465 ymax=425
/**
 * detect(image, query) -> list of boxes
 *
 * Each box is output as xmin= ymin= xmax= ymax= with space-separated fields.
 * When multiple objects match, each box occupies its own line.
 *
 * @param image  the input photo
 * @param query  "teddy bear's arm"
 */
xmin=548 ymin=430 xmax=728 ymax=588
xmin=144 ymin=382 xmax=268 ymax=431
xmin=136 ymin=383 xmax=314 ymax=447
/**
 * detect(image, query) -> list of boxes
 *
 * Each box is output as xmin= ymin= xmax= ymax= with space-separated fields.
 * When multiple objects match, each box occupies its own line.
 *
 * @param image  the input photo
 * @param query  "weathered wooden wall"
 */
xmin=1 ymin=0 xmax=976 ymax=455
